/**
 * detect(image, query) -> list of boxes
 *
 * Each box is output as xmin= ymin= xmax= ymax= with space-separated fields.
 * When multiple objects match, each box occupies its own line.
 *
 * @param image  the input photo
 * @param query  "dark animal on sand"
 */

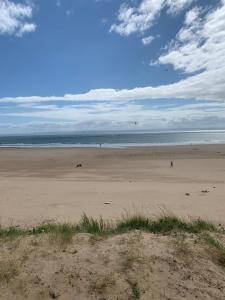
xmin=170 ymin=161 xmax=173 ymax=168
xmin=76 ymin=164 xmax=82 ymax=168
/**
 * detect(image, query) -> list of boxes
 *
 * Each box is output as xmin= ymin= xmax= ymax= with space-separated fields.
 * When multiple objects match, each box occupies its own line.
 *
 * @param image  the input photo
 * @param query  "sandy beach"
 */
xmin=0 ymin=144 xmax=225 ymax=228
xmin=1 ymin=145 xmax=225 ymax=300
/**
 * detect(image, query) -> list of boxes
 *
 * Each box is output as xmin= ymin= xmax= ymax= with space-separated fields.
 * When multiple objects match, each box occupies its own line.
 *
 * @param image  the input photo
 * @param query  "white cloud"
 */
xmin=0 ymin=0 xmax=36 ymax=36
xmin=142 ymin=35 xmax=154 ymax=45
xmin=158 ymin=2 xmax=225 ymax=75
xmin=110 ymin=0 xmax=164 ymax=36
xmin=166 ymin=0 xmax=195 ymax=15
xmin=110 ymin=0 xmax=194 ymax=36
xmin=185 ymin=6 xmax=200 ymax=25
xmin=17 ymin=22 xmax=36 ymax=36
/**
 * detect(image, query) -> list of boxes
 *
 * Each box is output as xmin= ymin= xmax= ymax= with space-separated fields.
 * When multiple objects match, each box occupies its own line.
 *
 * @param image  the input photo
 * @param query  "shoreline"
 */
xmin=1 ymin=141 xmax=225 ymax=149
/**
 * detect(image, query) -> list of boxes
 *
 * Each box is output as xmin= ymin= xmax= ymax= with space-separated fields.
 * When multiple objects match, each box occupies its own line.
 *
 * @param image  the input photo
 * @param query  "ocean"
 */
xmin=0 ymin=130 xmax=225 ymax=148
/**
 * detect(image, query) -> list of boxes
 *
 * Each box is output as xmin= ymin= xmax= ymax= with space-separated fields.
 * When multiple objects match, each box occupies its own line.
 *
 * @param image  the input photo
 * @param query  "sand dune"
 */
xmin=1 ymin=229 xmax=225 ymax=300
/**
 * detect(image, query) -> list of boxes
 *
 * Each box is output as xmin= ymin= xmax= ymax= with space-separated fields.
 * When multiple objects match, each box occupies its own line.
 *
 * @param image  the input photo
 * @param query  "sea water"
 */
xmin=0 ymin=130 xmax=225 ymax=148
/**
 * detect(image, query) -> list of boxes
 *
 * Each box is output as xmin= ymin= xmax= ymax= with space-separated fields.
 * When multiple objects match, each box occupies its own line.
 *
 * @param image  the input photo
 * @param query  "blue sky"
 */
xmin=0 ymin=0 xmax=225 ymax=134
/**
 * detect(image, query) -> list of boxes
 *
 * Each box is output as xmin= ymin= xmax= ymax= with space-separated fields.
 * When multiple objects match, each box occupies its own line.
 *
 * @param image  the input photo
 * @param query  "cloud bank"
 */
xmin=1 ymin=99 xmax=225 ymax=133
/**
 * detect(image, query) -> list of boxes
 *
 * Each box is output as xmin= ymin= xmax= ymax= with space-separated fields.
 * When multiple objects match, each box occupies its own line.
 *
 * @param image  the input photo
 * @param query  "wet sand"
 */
xmin=0 ymin=145 xmax=225 ymax=227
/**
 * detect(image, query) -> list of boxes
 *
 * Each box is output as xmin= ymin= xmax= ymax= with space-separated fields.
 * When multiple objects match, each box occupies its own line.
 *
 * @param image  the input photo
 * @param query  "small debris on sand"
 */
xmin=104 ymin=202 xmax=111 ymax=205
xmin=201 ymin=190 xmax=209 ymax=193
xmin=185 ymin=193 xmax=190 ymax=196
xmin=49 ymin=290 xmax=59 ymax=299
xmin=76 ymin=163 xmax=82 ymax=168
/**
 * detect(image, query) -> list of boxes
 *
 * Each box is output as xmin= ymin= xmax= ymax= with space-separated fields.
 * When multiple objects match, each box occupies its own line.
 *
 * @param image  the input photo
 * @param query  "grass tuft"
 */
xmin=48 ymin=224 xmax=76 ymax=245
xmin=0 ymin=226 xmax=25 ymax=239
xmin=150 ymin=216 xmax=192 ymax=233
xmin=116 ymin=215 xmax=151 ymax=233
xmin=203 ymin=234 xmax=225 ymax=267
xmin=192 ymin=218 xmax=216 ymax=232
xmin=76 ymin=214 xmax=111 ymax=234
xmin=127 ymin=280 xmax=140 ymax=300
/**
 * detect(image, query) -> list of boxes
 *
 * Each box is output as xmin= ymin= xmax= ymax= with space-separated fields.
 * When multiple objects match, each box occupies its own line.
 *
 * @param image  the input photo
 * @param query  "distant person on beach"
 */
xmin=170 ymin=161 xmax=173 ymax=168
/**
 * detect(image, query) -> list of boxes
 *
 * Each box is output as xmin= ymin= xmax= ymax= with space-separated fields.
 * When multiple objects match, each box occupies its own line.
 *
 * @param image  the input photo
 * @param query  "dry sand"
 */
xmin=1 ymin=231 xmax=225 ymax=299
xmin=0 ymin=144 xmax=225 ymax=228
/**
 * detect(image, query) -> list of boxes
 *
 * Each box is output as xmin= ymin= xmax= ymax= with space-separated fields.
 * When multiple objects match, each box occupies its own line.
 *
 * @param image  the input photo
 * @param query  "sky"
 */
xmin=0 ymin=0 xmax=225 ymax=134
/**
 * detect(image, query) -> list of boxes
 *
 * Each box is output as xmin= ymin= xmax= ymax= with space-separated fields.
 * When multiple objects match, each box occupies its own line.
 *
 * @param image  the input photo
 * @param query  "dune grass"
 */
xmin=0 ymin=226 xmax=25 ymax=239
xmin=115 ymin=215 xmax=216 ymax=234
xmin=76 ymin=214 xmax=112 ymax=234
xmin=0 ymin=215 xmax=224 ymax=271
xmin=0 ymin=214 xmax=218 ymax=240
xmin=203 ymin=233 xmax=225 ymax=267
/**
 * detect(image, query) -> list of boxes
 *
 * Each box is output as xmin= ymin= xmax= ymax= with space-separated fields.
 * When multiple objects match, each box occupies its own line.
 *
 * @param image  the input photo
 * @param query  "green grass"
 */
xmin=127 ymin=280 xmax=140 ymax=300
xmin=0 ymin=214 xmax=219 ymax=241
xmin=0 ymin=226 xmax=25 ymax=239
xmin=76 ymin=214 xmax=112 ymax=234
xmin=115 ymin=215 xmax=216 ymax=234
xmin=203 ymin=234 xmax=225 ymax=267
xmin=192 ymin=218 xmax=217 ymax=232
